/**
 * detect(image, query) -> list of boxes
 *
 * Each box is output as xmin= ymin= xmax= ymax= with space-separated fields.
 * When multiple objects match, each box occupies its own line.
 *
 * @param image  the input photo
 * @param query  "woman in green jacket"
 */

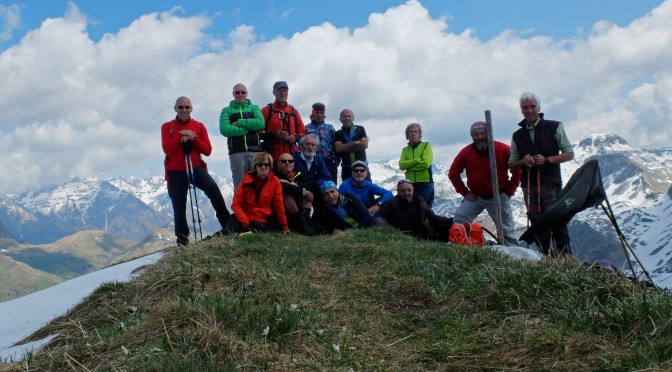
xmin=398 ymin=123 xmax=434 ymax=207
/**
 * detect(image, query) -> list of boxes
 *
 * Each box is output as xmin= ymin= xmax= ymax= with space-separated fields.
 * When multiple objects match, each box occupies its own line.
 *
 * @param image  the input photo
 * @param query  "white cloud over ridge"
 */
xmin=0 ymin=0 xmax=670 ymax=193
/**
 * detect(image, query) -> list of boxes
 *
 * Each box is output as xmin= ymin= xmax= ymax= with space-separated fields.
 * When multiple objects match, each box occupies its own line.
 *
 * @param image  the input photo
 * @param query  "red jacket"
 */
xmin=232 ymin=170 xmax=289 ymax=231
xmin=161 ymin=117 xmax=212 ymax=171
xmin=448 ymin=141 xmax=521 ymax=198
xmin=261 ymin=102 xmax=306 ymax=160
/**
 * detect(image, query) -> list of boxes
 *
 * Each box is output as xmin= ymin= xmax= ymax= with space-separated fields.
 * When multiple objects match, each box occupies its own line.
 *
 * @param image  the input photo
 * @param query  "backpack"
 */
xmin=262 ymin=103 xmax=297 ymax=152
xmin=448 ymin=223 xmax=485 ymax=247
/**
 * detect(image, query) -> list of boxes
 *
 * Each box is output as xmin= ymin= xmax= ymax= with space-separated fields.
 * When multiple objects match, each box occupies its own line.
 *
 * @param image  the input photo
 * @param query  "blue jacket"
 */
xmin=292 ymin=153 xmax=332 ymax=192
xmin=338 ymin=178 xmax=393 ymax=208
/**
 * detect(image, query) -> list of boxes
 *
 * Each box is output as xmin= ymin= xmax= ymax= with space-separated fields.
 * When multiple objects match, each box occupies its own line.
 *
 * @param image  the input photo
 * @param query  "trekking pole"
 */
xmin=185 ymin=153 xmax=198 ymax=243
xmin=186 ymin=155 xmax=204 ymax=241
xmin=525 ymin=167 xmax=531 ymax=229
xmin=601 ymin=200 xmax=654 ymax=285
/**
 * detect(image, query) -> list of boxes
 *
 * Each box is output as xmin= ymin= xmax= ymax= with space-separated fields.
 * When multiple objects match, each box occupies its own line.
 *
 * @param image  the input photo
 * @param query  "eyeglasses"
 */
xmin=234 ymin=91 xmax=247 ymax=94
xmin=177 ymin=105 xmax=191 ymax=110
xmin=352 ymin=168 xmax=367 ymax=173
xmin=397 ymin=179 xmax=412 ymax=185
xmin=279 ymin=159 xmax=294 ymax=164
xmin=256 ymin=163 xmax=271 ymax=168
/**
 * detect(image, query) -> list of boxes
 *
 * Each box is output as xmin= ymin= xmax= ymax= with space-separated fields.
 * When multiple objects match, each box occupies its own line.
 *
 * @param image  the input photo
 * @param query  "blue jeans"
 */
xmin=167 ymin=166 xmax=230 ymax=244
xmin=453 ymin=192 xmax=518 ymax=246
xmin=413 ymin=182 xmax=435 ymax=208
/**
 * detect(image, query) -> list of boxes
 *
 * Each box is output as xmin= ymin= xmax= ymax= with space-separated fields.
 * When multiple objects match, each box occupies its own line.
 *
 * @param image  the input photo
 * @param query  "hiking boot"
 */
xmin=176 ymin=238 xmax=189 ymax=247
xmin=300 ymin=208 xmax=315 ymax=236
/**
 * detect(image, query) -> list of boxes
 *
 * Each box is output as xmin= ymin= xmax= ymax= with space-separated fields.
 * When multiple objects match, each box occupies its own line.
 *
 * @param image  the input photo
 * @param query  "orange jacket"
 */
xmin=232 ymin=170 xmax=289 ymax=231
xmin=261 ymin=102 xmax=306 ymax=160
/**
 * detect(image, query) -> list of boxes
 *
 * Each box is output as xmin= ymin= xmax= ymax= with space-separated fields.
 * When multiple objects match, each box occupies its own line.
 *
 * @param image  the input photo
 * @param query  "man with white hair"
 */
xmin=509 ymin=92 xmax=574 ymax=256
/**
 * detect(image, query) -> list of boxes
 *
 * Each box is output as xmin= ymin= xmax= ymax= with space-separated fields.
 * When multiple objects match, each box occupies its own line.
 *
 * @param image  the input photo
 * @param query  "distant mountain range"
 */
xmin=0 ymin=133 xmax=670 ymax=301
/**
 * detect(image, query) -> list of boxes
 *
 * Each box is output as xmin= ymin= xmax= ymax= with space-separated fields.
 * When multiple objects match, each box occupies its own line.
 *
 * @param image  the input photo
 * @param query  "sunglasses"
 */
xmin=234 ymin=91 xmax=247 ymax=94
xmin=256 ymin=163 xmax=271 ymax=168
xmin=397 ymin=179 xmax=413 ymax=185
xmin=177 ymin=105 xmax=191 ymax=109
xmin=279 ymin=159 xmax=295 ymax=164
xmin=352 ymin=168 xmax=367 ymax=173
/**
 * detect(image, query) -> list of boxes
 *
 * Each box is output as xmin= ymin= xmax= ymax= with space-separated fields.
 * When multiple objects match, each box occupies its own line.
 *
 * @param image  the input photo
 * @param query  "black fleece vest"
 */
xmin=512 ymin=114 xmax=562 ymax=186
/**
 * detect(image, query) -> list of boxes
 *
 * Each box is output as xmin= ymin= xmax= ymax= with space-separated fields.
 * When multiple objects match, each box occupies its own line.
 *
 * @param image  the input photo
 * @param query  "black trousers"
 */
xmin=167 ymin=166 xmax=230 ymax=243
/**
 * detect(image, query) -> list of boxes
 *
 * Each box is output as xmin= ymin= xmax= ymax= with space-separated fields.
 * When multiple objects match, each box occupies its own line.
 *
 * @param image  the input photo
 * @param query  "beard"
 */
xmin=474 ymin=140 xmax=488 ymax=152
xmin=303 ymin=149 xmax=316 ymax=159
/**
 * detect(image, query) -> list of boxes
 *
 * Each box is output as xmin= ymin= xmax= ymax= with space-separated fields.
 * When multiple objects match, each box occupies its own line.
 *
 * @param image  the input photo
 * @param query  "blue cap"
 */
xmin=320 ymin=180 xmax=337 ymax=194
xmin=273 ymin=81 xmax=289 ymax=90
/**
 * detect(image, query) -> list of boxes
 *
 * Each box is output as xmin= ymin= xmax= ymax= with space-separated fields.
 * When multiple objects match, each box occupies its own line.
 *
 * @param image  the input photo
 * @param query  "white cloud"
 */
xmin=0 ymin=3 xmax=20 ymax=42
xmin=0 ymin=0 xmax=671 ymax=193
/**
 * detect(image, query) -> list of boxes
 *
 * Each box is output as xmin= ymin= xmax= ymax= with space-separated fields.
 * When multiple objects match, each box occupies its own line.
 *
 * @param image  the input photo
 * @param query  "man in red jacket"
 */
xmin=161 ymin=96 xmax=230 ymax=246
xmin=448 ymin=121 xmax=521 ymax=246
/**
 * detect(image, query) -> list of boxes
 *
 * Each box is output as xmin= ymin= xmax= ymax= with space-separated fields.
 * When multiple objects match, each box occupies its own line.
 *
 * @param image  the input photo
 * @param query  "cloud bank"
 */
xmin=0 ymin=0 xmax=670 ymax=193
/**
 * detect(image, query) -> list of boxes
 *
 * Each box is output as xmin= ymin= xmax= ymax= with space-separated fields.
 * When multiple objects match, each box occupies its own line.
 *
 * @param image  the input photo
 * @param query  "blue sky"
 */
xmin=0 ymin=0 xmax=669 ymax=192
xmin=3 ymin=1 xmax=661 ymax=45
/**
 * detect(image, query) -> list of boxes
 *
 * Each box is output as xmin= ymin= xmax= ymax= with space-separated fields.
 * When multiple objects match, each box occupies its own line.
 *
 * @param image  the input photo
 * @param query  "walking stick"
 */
xmin=185 ymin=154 xmax=204 ymax=241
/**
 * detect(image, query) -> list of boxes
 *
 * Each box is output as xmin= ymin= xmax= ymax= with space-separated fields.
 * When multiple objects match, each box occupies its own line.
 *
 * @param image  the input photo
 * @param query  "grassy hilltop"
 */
xmin=7 ymin=228 xmax=672 ymax=370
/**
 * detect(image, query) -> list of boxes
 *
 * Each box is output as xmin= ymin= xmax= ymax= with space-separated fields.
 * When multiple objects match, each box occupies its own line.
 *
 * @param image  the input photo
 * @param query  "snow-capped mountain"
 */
xmin=5 ymin=177 xmax=167 ymax=243
xmin=0 ymin=133 xmax=670 ymax=287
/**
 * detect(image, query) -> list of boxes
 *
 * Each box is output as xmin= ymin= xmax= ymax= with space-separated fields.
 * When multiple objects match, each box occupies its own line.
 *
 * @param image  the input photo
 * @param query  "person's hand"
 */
xmin=465 ymin=191 xmax=477 ymax=202
xmin=286 ymin=135 xmax=296 ymax=143
xmin=277 ymin=130 xmax=288 ymax=140
xmin=532 ymin=154 xmax=546 ymax=166
xmin=179 ymin=130 xmax=196 ymax=141
xmin=523 ymin=154 xmax=535 ymax=167
xmin=368 ymin=204 xmax=381 ymax=214
xmin=304 ymin=190 xmax=314 ymax=203
xmin=231 ymin=120 xmax=238 ymax=126
xmin=280 ymin=179 xmax=290 ymax=183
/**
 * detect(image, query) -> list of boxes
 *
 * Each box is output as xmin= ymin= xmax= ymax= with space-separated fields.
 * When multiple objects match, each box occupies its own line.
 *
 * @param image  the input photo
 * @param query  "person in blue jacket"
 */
xmin=338 ymin=160 xmax=393 ymax=214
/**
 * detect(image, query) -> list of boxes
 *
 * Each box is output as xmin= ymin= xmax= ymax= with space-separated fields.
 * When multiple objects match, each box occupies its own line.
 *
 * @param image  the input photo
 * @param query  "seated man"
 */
xmin=338 ymin=160 xmax=393 ymax=214
xmin=318 ymin=181 xmax=372 ymax=234
xmin=374 ymin=179 xmax=453 ymax=241
xmin=274 ymin=152 xmax=316 ymax=235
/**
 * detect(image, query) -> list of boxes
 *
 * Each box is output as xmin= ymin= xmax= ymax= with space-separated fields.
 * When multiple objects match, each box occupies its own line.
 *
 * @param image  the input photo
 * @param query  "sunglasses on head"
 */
xmin=177 ymin=105 xmax=191 ymax=109
xmin=397 ymin=179 xmax=413 ymax=185
xmin=256 ymin=163 xmax=271 ymax=168
xmin=352 ymin=168 xmax=367 ymax=173
xmin=234 ymin=91 xmax=247 ymax=94
xmin=279 ymin=159 xmax=294 ymax=164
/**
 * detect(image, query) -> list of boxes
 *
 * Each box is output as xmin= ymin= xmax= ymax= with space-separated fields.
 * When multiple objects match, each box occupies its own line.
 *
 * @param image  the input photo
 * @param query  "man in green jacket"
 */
xmin=220 ymin=83 xmax=265 ymax=190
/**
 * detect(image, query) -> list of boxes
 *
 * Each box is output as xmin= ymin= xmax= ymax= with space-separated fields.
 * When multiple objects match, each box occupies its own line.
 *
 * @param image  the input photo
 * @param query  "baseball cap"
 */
xmin=273 ymin=81 xmax=289 ymax=90
xmin=351 ymin=160 xmax=368 ymax=170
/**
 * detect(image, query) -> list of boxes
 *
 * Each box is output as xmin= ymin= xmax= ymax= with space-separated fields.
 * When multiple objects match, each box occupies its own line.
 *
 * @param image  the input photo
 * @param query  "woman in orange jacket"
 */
xmin=224 ymin=152 xmax=290 ymax=234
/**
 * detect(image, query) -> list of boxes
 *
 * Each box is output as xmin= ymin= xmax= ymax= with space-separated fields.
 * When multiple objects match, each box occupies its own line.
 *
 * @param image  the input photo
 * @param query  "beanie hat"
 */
xmin=312 ymin=102 xmax=326 ymax=111
xmin=470 ymin=121 xmax=487 ymax=134
xmin=320 ymin=180 xmax=337 ymax=194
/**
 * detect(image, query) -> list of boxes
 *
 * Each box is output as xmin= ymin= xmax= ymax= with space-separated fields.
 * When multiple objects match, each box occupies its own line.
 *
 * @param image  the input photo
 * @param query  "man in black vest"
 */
xmin=509 ymin=92 xmax=574 ymax=257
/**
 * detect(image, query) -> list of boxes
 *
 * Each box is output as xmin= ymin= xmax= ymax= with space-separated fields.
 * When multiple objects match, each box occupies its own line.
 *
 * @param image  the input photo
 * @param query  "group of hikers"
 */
xmin=161 ymin=81 xmax=575 ymax=257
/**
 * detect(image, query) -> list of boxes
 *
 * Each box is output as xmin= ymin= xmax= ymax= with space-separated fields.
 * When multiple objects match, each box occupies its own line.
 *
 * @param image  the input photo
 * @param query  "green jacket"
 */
xmin=219 ymin=99 xmax=265 ymax=154
xmin=399 ymin=141 xmax=433 ymax=183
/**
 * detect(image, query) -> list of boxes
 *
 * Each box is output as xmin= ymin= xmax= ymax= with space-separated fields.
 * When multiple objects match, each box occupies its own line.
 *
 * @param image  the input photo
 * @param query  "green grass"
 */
xmin=8 ymin=227 xmax=672 ymax=370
